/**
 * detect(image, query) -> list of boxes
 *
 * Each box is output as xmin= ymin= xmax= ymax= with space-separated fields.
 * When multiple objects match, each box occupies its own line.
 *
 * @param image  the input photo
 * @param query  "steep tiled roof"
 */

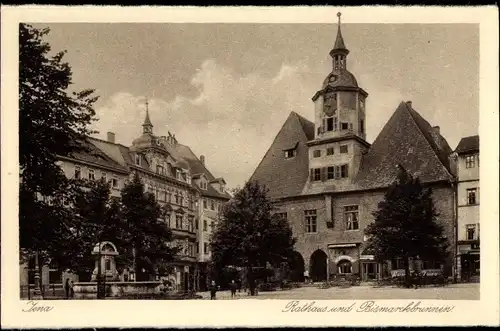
xmin=354 ymin=101 xmax=454 ymax=189
xmin=250 ymin=102 xmax=455 ymax=200
xmin=455 ymin=135 xmax=479 ymax=154
xmin=175 ymin=143 xmax=231 ymax=200
xmin=249 ymin=111 xmax=313 ymax=200
xmin=66 ymin=138 xmax=129 ymax=173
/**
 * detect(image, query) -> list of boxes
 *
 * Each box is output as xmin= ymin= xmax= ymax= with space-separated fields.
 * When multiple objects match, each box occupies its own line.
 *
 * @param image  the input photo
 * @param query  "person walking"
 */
xmin=209 ymin=280 xmax=218 ymax=300
xmin=64 ymin=278 xmax=71 ymax=299
xmin=230 ymin=280 xmax=238 ymax=299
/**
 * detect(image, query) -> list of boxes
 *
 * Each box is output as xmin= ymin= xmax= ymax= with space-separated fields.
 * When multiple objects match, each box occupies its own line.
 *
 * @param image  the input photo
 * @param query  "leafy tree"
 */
xmin=64 ymin=178 xmax=123 ymax=280
xmin=210 ymin=181 xmax=296 ymax=295
xmin=364 ymin=165 xmax=449 ymax=287
xmin=19 ymin=23 xmax=98 ymax=272
xmin=120 ymin=173 xmax=177 ymax=280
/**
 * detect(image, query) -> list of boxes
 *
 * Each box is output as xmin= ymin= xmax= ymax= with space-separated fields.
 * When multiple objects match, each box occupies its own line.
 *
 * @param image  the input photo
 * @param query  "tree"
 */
xmin=120 ymin=173 xmax=177 ymax=280
xmin=364 ymin=165 xmax=449 ymax=288
xmin=64 ymin=178 xmax=123 ymax=280
xmin=19 ymin=23 xmax=98 ymax=272
xmin=210 ymin=181 xmax=296 ymax=295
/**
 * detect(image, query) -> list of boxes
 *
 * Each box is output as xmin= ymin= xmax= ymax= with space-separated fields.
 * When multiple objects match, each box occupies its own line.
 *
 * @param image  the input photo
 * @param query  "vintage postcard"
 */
xmin=1 ymin=5 xmax=499 ymax=328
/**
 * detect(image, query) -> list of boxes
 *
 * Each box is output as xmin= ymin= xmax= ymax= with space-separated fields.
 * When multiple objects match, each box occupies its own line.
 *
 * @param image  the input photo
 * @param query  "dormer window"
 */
xmin=284 ymin=149 xmax=296 ymax=159
xmin=156 ymin=165 xmax=164 ymax=175
xmin=135 ymin=154 xmax=141 ymax=166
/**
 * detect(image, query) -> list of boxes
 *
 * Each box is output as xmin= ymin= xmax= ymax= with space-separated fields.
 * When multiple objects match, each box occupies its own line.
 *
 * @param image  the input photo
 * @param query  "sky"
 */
xmin=37 ymin=23 xmax=479 ymax=189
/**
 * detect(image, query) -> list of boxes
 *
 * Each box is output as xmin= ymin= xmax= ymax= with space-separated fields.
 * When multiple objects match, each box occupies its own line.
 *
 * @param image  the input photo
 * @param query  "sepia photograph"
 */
xmin=1 ymin=5 xmax=499 ymax=328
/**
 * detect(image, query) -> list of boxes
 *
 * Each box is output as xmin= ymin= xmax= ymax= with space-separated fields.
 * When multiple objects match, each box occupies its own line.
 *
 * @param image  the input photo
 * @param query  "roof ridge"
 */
xmin=248 ymin=112 xmax=309 ymax=183
xmin=403 ymin=102 xmax=454 ymax=180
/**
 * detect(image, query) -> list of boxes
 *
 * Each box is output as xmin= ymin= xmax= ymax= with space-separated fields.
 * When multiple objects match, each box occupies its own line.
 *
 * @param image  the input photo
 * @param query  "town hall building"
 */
xmin=250 ymin=14 xmax=457 ymax=282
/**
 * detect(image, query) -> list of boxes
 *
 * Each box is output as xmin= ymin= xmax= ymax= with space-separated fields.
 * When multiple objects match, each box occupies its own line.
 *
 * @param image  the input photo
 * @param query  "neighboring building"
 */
xmin=249 ymin=15 xmax=457 ymax=282
xmin=454 ymin=135 xmax=480 ymax=282
xmin=20 ymin=105 xmax=230 ymax=293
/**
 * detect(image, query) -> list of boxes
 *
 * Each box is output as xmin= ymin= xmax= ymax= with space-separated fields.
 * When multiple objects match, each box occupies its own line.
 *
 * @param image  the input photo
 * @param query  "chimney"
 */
xmin=406 ymin=100 xmax=412 ymax=108
xmin=200 ymin=155 xmax=205 ymax=166
xmin=107 ymin=132 xmax=116 ymax=143
xmin=433 ymin=126 xmax=440 ymax=135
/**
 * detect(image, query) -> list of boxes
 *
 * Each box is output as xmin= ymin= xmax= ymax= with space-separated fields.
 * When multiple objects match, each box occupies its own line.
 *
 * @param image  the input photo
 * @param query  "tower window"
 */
xmin=360 ymin=119 xmax=364 ymax=134
xmin=313 ymin=150 xmax=321 ymax=158
xmin=341 ymin=122 xmax=349 ymax=130
xmin=310 ymin=168 xmax=321 ymax=182
xmin=327 ymin=166 xmax=335 ymax=180
xmin=340 ymin=145 xmax=348 ymax=154
xmin=327 ymin=147 xmax=334 ymax=155
xmin=467 ymin=188 xmax=478 ymax=205
xmin=135 ymin=154 xmax=141 ymax=166
xmin=360 ymin=99 xmax=365 ymax=111
xmin=340 ymin=164 xmax=349 ymax=178
xmin=326 ymin=117 xmax=334 ymax=131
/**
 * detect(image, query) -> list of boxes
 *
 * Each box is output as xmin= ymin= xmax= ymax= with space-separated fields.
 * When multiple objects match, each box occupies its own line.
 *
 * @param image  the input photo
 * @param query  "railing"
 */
xmin=20 ymin=283 xmax=65 ymax=299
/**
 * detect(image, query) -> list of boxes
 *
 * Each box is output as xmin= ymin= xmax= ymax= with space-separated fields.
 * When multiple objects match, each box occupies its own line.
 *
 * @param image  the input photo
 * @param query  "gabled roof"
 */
xmin=455 ymin=135 xmax=479 ymax=154
xmin=175 ymin=143 xmax=231 ymax=200
xmin=66 ymin=138 xmax=129 ymax=173
xmin=354 ymin=101 xmax=454 ymax=189
xmin=249 ymin=111 xmax=314 ymax=200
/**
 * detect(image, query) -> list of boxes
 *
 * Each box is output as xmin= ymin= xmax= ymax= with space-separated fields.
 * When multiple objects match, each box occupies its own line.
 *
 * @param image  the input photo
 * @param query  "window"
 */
xmin=359 ymin=99 xmax=365 ymax=111
xmin=156 ymin=165 xmax=164 ymax=175
xmin=101 ymin=172 xmax=107 ymax=182
xmin=74 ymin=166 xmax=81 ymax=179
xmin=360 ymin=119 xmax=364 ymax=134
xmin=105 ymin=259 xmax=111 ymax=271
xmin=211 ymin=200 xmax=215 ymax=210
xmin=344 ymin=205 xmax=359 ymax=230
xmin=334 ymin=166 xmax=341 ymax=179
xmin=175 ymin=194 xmax=180 ymax=205
xmin=326 ymin=117 xmax=334 ymax=131
xmin=340 ymin=145 xmax=348 ymax=154
xmin=88 ymin=169 xmax=95 ymax=180
xmin=311 ymin=168 xmax=321 ymax=182
xmin=166 ymin=214 xmax=171 ymax=227
xmin=135 ymin=154 xmax=141 ymax=166
xmin=466 ymin=224 xmax=476 ymax=240
xmin=203 ymin=199 xmax=207 ymax=209
xmin=349 ymin=123 xmax=353 ymax=131
xmin=195 ymin=242 xmax=200 ymax=254
xmin=188 ymin=217 xmax=194 ymax=232
xmin=211 ymin=221 xmax=215 ymax=230
xmin=465 ymin=155 xmax=475 ymax=168
xmin=111 ymin=177 xmax=118 ymax=188
xmin=204 ymin=243 xmax=209 ymax=255
xmin=338 ymin=260 xmax=352 ymax=274
xmin=195 ymin=218 xmax=199 ymax=230
xmin=179 ymin=196 xmax=184 ymax=206
xmin=340 ymin=164 xmax=349 ymax=178
xmin=305 ymin=209 xmax=317 ymax=233
xmin=467 ymin=188 xmax=478 ymax=205
xmin=203 ymin=219 xmax=208 ymax=231
xmin=158 ymin=190 xmax=165 ymax=202
xmin=176 ymin=215 xmax=183 ymax=229
xmin=327 ymin=166 xmax=335 ymax=180
xmin=313 ymin=150 xmax=321 ymax=158
xmin=276 ymin=212 xmax=287 ymax=220
xmin=327 ymin=147 xmax=334 ymax=155
xmin=341 ymin=122 xmax=349 ymax=130
xmin=334 ymin=117 xmax=338 ymax=131
xmin=284 ymin=149 xmax=296 ymax=159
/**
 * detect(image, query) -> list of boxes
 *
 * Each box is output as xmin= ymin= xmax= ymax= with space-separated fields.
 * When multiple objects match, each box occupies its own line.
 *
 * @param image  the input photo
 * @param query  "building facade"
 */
xmin=250 ymin=14 xmax=457 ymax=282
xmin=454 ymin=135 xmax=480 ymax=282
xmin=20 ymin=106 xmax=230 ymax=292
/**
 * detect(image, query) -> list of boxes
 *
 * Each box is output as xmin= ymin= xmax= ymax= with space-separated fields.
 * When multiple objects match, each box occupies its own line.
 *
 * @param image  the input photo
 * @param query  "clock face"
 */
xmin=323 ymin=92 xmax=337 ymax=116
xmin=329 ymin=75 xmax=338 ymax=83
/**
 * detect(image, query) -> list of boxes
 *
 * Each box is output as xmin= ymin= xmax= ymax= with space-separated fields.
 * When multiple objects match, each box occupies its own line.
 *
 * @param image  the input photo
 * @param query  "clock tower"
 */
xmin=307 ymin=13 xmax=370 ymax=188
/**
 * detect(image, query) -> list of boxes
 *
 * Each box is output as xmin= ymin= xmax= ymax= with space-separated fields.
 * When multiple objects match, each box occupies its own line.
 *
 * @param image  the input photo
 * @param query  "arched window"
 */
xmin=338 ymin=260 xmax=352 ymax=274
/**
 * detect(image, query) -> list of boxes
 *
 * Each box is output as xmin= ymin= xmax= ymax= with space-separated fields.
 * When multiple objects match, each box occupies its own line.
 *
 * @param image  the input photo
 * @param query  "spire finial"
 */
xmin=337 ymin=12 xmax=341 ymax=25
xmin=142 ymin=97 xmax=153 ymax=134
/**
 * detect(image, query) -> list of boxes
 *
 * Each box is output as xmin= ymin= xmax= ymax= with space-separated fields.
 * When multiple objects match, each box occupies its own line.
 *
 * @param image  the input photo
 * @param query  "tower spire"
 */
xmin=142 ymin=98 xmax=153 ymax=134
xmin=330 ymin=12 xmax=349 ymax=70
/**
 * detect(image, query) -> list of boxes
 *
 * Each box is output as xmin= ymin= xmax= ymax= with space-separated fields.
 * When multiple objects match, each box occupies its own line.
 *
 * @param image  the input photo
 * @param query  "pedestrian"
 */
xmin=64 ymin=278 xmax=71 ymax=299
xmin=230 ymin=280 xmax=237 ymax=299
xmin=69 ymin=279 xmax=75 ymax=298
xmin=209 ymin=280 xmax=218 ymax=300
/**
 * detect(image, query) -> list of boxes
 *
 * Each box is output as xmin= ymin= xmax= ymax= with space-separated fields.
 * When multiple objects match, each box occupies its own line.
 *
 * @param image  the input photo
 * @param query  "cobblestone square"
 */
xmin=199 ymin=283 xmax=479 ymax=301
